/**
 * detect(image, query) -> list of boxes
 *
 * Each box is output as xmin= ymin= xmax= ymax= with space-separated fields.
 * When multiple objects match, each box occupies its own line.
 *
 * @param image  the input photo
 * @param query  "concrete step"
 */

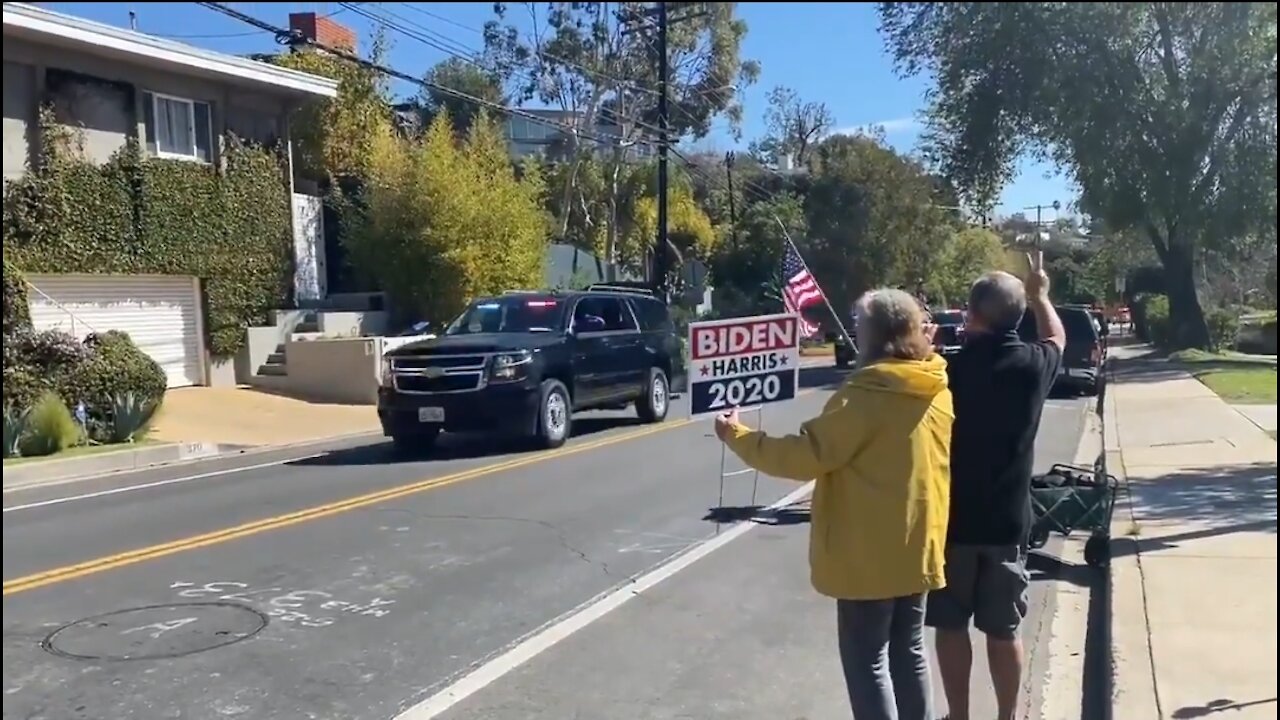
xmin=266 ymin=352 xmax=286 ymax=365
xmin=290 ymin=331 xmax=326 ymax=342
xmin=294 ymin=320 xmax=320 ymax=333
xmin=257 ymin=363 xmax=288 ymax=377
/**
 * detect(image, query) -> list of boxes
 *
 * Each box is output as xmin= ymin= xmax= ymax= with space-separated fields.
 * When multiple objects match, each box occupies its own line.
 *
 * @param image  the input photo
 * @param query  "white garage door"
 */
xmin=26 ymin=274 xmax=204 ymax=388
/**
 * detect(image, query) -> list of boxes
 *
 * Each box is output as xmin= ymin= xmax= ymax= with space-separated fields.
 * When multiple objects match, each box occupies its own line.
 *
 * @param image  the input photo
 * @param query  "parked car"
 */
xmin=377 ymin=286 xmax=687 ymax=453
xmin=1064 ymin=304 xmax=1110 ymax=350
xmin=1018 ymin=305 xmax=1104 ymax=396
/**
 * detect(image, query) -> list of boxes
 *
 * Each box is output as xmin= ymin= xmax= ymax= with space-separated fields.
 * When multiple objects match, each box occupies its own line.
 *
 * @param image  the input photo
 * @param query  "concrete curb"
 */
xmin=3 ymin=441 xmax=221 ymax=491
xmin=1037 ymin=391 xmax=1104 ymax=720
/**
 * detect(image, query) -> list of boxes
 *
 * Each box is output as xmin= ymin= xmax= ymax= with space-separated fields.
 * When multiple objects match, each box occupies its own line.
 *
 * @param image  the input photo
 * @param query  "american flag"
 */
xmin=781 ymin=241 xmax=823 ymax=338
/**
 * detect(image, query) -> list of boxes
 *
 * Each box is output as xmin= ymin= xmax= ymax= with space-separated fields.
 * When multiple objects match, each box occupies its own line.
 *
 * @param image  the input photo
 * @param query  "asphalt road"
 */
xmin=2 ymin=366 xmax=1090 ymax=720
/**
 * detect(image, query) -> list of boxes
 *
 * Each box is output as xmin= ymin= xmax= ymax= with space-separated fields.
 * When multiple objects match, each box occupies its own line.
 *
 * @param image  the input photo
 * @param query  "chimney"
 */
xmin=289 ymin=12 xmax=356 ymax=52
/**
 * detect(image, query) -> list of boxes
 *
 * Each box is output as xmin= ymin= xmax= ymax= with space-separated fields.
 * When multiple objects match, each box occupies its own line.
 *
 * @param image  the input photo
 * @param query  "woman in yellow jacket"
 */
xmin=715 ymin=288 xmax=953 ymax=720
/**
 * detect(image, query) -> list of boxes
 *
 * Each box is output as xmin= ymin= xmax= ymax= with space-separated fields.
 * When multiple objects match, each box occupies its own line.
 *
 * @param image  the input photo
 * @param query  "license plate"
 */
xmin=418 ymin=407 xmax=445 ymax=423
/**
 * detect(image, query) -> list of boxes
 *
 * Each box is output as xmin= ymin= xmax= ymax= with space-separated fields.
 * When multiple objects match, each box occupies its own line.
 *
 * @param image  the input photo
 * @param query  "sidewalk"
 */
xmin=149 ymin=386 xmax=380 ymax=447
xmin=1107 ymin=347 xmax=1278 ymax=720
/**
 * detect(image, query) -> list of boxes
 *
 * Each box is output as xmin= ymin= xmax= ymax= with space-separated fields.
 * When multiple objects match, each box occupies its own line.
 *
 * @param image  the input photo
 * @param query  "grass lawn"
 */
xmin=1193 ymin=368 xmax=1277 ymax=405
xmin=3 ymin=439 xmax=157 ymax=466
xmin=800 ymin=343 xmax=836 ymax=356
xmin=1167 ymin=349 xmax=1277 ymax=405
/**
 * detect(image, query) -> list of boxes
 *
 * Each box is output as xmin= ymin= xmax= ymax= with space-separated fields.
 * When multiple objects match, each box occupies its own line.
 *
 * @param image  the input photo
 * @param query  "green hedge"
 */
xmin=2 ymin=114 xmax=293 ymax=358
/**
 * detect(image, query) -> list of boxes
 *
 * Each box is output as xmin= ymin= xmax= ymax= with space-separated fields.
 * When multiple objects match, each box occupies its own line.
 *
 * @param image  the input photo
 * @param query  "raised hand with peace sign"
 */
xmin=1024 ymin=249 xmax=1051 ymax=301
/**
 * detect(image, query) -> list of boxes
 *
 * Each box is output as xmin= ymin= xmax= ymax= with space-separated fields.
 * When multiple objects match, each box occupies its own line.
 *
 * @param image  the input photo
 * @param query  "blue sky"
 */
xmin=42 ymin=1 xmax=1075 ymax=216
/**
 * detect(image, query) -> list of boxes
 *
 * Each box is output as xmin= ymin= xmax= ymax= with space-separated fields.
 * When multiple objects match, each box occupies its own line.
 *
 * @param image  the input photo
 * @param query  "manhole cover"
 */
xmin=43 ymin=602 xmax=267 ymax=661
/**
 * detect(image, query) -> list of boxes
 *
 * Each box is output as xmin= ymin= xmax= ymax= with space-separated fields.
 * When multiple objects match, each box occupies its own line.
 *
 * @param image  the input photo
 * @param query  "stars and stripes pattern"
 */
xmin=781 ymin=241 xmax=823 ymax=338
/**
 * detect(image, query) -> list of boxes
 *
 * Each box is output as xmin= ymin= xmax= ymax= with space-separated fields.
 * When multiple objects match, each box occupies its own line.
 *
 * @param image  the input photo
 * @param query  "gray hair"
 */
xmin=968 ymin=271 xmax=1027 ymax=332
xmin=854 ymin=288 xmax=931 ymax=365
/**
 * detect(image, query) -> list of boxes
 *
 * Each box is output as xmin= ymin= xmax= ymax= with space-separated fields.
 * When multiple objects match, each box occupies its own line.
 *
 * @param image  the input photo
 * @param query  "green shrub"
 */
xmin=19 ymin=392 xmax=81 ymax=457
xmin=2 ymin=119 xmax=292 ymax=359
xmin=2 ymin=351 xmax=44 ymax=411
xmin=1204 ymin=307 xmax=1241 ymax=353
xmin=107 ymin=392 xmax=160 ymax=444
xmin=57 ymin=331 xmax=166 ymax=443
xmin=1143 ymin=295 xmax=1172 ymax=349
xmin=3 ymin=403 xmax=29 ymax=458
xmin=2 ymin=258 xmax=31 ymax=337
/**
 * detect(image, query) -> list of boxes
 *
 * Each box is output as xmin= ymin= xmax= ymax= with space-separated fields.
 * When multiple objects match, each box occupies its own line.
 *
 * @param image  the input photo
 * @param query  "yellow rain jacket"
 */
xmin=724 ymin=355 xmax=954 ymax=601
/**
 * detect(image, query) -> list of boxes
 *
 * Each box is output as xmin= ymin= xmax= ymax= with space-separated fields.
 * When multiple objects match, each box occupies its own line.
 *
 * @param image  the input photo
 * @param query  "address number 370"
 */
xmin=706 ymin=375 xmax=782 ymax=410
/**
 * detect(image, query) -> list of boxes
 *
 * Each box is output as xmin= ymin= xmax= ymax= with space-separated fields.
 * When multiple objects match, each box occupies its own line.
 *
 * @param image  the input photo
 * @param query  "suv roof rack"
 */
xmin=502 ymin=289 xmax=545 ymax=295
xmin=585 ymin=283 xmax=655 ymax=297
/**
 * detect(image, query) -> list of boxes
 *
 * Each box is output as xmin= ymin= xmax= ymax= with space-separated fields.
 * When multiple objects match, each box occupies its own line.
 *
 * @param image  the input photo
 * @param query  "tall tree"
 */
xmin=272 ymin=33 xmax=396 ymax=181
xmin=421 ymin=57 xmax=507 ymax=136
xmin=802 ymin=134 xmax=956 ymax=317
xmin=342 ymin=113 xmax=547 ymax=322
xmin=933 ymin=227 xmax=1008 ymax=308
xmin=484 ymin=2 xmax=760 ymax=277
xmin=749 ymin=85 xmax=836 ymax=166
xmin=879 ymin=2 xmax=1278 ymax=348
xmin=708 ymin=192 xmax=807 ymax=317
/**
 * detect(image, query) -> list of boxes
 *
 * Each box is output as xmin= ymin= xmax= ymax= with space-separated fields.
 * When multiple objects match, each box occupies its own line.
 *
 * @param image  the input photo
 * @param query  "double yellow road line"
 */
xmin=3 ymin=418 xmax=694 ymax=597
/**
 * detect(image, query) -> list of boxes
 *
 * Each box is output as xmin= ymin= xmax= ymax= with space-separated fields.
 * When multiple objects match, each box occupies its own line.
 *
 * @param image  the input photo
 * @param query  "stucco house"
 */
xmin=2 ymin=3 xmax=337 ymax=387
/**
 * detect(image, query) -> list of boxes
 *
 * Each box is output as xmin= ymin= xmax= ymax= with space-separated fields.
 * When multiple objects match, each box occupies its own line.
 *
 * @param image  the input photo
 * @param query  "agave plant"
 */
xmin=108 ymin=392 xmax=159 ymax=444
xmin=3 ymin=403 xmax=30 ymax=458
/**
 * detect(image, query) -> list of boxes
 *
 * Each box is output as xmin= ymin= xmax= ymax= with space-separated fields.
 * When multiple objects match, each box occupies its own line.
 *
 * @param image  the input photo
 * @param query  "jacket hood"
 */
xmin=847 ymin=354 xmax=949 ymax=399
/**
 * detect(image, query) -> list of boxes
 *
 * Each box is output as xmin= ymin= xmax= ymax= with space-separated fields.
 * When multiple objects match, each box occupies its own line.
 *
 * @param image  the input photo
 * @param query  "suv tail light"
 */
xmin=1090 ymin=343 xmax=1102 ymax=366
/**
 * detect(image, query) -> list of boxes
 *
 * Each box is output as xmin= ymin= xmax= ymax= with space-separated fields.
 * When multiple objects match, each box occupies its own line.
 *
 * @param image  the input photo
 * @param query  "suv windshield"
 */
xmin=934 ymin=310 xmax=965 ymax=326
xmin=1018 ymin=308 xmax=1099 ymax=343
xmin=444 ymin=296 xmax=565 ymax=335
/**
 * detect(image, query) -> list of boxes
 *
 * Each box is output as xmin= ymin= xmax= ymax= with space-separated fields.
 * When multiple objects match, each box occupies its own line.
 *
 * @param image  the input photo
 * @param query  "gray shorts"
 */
xmin=925 ymin=544 xmax=1029 ymax=640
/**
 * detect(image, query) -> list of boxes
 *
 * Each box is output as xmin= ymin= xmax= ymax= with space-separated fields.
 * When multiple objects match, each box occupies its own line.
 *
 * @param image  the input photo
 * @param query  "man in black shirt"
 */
xmin=927 ymin=251 xmax=1065 ymax=720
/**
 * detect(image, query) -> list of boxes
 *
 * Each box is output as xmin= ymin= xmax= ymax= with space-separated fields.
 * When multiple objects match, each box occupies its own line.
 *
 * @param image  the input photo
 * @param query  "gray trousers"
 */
xmin=836 ymin=594 xmax=933 ymax=720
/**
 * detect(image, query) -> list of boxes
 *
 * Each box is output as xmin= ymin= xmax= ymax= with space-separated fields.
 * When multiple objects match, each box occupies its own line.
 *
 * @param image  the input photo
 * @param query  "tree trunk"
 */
xmin=605 ymin=159 xmax=621 ymax=283
xmin=1162 ymin=243 xmax=1211 ymax=349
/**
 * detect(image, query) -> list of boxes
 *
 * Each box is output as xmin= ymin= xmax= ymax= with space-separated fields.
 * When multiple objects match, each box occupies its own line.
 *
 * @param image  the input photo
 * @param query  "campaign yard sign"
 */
xmin=688 ymin=313 xmax=800 ymax=417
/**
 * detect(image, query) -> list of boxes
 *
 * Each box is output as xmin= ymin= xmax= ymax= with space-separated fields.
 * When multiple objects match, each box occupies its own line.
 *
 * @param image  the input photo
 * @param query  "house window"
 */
xmin=145 ymin=92 xmax=213 ymax=162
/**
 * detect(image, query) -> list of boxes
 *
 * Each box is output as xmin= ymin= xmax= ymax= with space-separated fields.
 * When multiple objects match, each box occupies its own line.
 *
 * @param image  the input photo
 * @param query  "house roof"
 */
xmin=2 ymin=3 xmax=338 ymax=100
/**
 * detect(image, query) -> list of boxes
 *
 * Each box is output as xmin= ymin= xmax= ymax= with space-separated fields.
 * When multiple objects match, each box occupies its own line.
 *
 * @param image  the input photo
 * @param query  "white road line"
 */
xmin=394 ymin=480 xmax=816 ymax=720
xmin=1 ymin=454 xmax=327 ymax=513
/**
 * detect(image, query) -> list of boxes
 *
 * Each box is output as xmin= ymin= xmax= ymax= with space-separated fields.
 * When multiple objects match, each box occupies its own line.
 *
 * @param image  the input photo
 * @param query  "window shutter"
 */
xmin=193 ymin=101 xmax=212 ymax=163
xmin=142 ymin=91 xmax=157 ymax=155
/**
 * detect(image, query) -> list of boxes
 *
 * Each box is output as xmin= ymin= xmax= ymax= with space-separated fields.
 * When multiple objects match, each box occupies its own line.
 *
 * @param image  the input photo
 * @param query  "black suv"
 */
xmin=1018 ymin=305 xmax=1104 ymax=396
xmin=377 ymin=286 xmax=688 ymax=452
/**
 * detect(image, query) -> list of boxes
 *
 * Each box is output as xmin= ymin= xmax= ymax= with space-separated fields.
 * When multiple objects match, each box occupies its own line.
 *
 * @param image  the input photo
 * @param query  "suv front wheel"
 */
xmin=535 ymin=379 xmax=572 ymax=449
xmin=636 ymin=367 xmax=670 ymax=423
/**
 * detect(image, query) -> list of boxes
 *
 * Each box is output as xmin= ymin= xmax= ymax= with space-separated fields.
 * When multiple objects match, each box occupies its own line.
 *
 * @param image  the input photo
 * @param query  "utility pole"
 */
xmin=725 ymin=151 xmax=739 ymax=250
xmin=654 ymin=1 xmax=670 ymax=302
xmin=1023 ymin=200 xmax=1061 ymax=248
xmin=621 ymin=2 xmax=704 ymax=301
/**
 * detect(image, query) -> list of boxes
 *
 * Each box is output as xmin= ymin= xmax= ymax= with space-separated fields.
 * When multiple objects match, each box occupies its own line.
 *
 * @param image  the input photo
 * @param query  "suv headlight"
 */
xmin=489 ymin=350 xmax=532 ymax=383
xmin=381 ymin=356 xmax=395 ymax=387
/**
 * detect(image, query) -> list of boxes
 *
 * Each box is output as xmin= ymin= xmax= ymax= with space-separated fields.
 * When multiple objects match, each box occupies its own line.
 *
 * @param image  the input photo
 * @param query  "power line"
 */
xmin=391 ymin=1 xmax=741 ymax=141
xmin=168 ymin=5 xmax=350 ymax=40
xmin=344 ymin=1 xmax=670 ymax=146
xmin=195 ymin=2 xmax=644 ymax=150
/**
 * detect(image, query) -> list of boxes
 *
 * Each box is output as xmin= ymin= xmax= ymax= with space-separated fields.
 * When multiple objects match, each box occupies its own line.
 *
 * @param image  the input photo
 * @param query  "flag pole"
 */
xmin=774 ymin=216 xmax=857 ymax=352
